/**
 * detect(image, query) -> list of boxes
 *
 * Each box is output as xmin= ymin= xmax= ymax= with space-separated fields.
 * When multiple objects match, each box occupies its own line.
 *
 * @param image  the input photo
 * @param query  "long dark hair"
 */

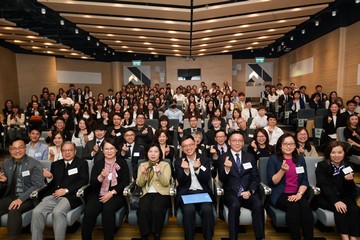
xmin=145 ymin=143 xmax=164 ymax=162
xmin=74 ymin=118 xmax=91 ymax=138
xmin=295 ymin=127 xmax=312 ymax=152
xmin=323 ymin=141 xmax=348 ymax=165
xmin=253 ymin=128 xmax=274 ymax=154
xmin=275 ymin=133 xmax=299 ymax=163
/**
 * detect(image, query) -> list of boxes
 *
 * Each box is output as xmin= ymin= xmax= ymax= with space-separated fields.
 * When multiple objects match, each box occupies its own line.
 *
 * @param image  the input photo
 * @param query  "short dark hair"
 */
xmin=29 ymin=126 xmax=42 ymax=134
xmin=346 ymin=99 xmax=357 ymax=106
xmin=227 ymin=130 xmax=244 ymax=141
xmin=9 ymin=137 xmax=25 ymax=146
xmin=180 ymin=135 xmax=195 ymax=145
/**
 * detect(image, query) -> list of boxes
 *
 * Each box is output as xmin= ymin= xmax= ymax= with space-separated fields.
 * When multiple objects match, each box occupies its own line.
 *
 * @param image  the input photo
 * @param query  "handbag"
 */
xmin=129 ymin=185 xmax=142 ymax=210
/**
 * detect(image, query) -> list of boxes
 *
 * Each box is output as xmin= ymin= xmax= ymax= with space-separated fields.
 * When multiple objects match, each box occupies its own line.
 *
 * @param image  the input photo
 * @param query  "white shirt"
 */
xmin=264 ymin=126 xmax=284 ymax=146
xmin=241 ymin=108 xmax=258 ymax=122
xmin=187 ymin=156 xmax=203 ymax=191
xmin=249 ymin=115 xmax=268 ymax=129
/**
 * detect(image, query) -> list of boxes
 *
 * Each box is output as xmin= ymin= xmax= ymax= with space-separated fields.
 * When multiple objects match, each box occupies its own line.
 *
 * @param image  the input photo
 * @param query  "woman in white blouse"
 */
xmin=71 ymin=118 xmax=94 ymax=148
xmin=48 ymin=130 xmax=64 ymax=161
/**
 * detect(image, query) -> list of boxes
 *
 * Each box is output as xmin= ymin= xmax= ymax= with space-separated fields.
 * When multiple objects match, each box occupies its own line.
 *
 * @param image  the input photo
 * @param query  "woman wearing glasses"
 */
xmin=136 ymin=143 xmax=172 ymax=240
xmin=267 ymin=133 xmax=314 ymax=240
xmin=82 ymin=138 xmax=129 ymax=240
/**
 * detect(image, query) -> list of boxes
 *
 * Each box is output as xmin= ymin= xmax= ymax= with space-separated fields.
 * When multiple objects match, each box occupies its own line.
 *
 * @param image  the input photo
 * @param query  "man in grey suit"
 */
xmin=31 ymin=141 xmax=88 ymax=240
xmin=0 ymin=138 xmax=44 ymax=240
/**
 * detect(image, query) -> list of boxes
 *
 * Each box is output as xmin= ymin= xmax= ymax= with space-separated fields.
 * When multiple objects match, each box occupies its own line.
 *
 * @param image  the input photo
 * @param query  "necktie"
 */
xmin=128 ymin=145 xmax=132 ymax=156
xmin=192 ymin=128 xmax=196 ymax=133
xmin=235 ymin=153 xmax=241 ymax=172
xmin=97 ymin=140 xmax=101 ymax=146
xmin=249 ymin=108 xmax=252 ymax=118
xmin=221 ymin=147 xmax=224 ymax=155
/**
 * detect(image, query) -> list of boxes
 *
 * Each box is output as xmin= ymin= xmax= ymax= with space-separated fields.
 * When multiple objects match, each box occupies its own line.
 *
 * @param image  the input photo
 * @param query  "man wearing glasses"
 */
xmin=0 ymin=138 xmax=44 ymax=240
xmin=31 ymin=141 xmax=88 ymax=240
xmin=174 ymin=135 xmax=214 ymax=240
xmin=133 ymin=112 xmax=153 ymax=147
xmin=218 ymin=131 xmax=265 ymax=240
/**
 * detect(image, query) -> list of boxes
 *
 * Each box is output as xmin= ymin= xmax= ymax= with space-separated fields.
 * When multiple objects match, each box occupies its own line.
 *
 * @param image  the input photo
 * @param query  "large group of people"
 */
xmin=0 ymin=80 xmax=359 ymax=240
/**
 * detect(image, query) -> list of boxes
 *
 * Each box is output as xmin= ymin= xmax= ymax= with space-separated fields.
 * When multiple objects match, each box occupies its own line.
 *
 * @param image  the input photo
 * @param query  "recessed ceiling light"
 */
xmin=229 ymin=40 xmax=237 ymax=43
xmin=168 ymin=30 xmax=177 ymax=33
xmin=201 ymin=37 xmax=210 ymax=41
xmin=302 ymin=29 xmax=306 ymax=34
xmin=75 ymin=28 xmax=79 ymax=34
xmin=139 ymin=36 xmax=146 ymax=39
xmin=290 ymin=36 xmax=294 ymax=41
xmin=240 ymin=24 xmax=250 ymax=28
xmin=41 ymin=8 xmax=46 ymax=14
xmin=128 ymin=50 xmax=133 ymax=53
xmin=60 ymin=20 xmax=64 ymax=25
xmin=115 ymin=40 xmax=121 ymax=43
xmin=122 ymin=46 xmax=128 ymax=48
xmin=87 ymin=36 xmax=91 ymax=41
xmin=291 ymin=8 xmax=301 ymax=12
xmin=222 ymin=50 xmax=229 ymax=53
xmin=199 ymin=49 xmax=206 ymax=52
xmin=234 ymin=33 xmax=243 ymax=36
xmin=332 ymin=10 xmax=337 ymax=16
xmin=173 ymin=49 xmax=179 ymax=52
xmin=200 ymin=44 xmax=208 ymax=47
xmin=170 ymin=38 xmax=178 ymax=41
xmin=151 ymin=52 xmax=157 ymax=54
xmin=148 ymin=48 xmax=155 ymax=50
xmin=224 ymin=46 xmax=232 ymax=48
xmin=172 ymin=44 xmax=180 ymax=47
xmin=144 ymin=42 xmax=151 ymax=45
xmin=252 ymin=42 xmax=259 ymax=45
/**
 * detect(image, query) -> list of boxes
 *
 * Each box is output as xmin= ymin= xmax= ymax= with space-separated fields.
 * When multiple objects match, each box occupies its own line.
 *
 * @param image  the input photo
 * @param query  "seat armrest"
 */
xmin=260 ymin=182 xmax=272 ymax=195
xmin=123 ymin=181 xmax=136 ymax=196
xmin=170 ymin=180 xmax=176 ymax=196
xmin=76 ymin=184 xmax=90 ymax=198
xmin=310 ymin=185 xmax=321 ymax=195
xmin=30 ymin=184 xmax=48 ymax=199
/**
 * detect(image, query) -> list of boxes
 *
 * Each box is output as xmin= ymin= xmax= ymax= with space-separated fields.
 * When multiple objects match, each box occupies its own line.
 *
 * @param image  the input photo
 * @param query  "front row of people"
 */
xmin=0 ymin=133 xmax=359 ymax=240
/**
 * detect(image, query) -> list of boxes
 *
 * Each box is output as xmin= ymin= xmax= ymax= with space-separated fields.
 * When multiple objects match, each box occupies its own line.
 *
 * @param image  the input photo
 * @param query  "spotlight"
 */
xmin=290 ymin=36 xmax=294 ymax=41
xmin=271 ymin=47 xmax=274 ymax=52
xmin=87 ymin=36 xmax=91 ymax=41
xmin=41 ymin=8 xmax=46 ymax=14
xmin=315 ymin=20 xmax=319 ymax=26
xmin=281 ymin=41 xmax=284 ymax=46
xmin=332 ymin=10 xmax=337 ymax=16
xmin=356 ymin=0 xmax=360 ymax=4
xmin=75 ymin=28 xmax=79 ymax=34
xmin=302 ymin=29 xmax=306 ymax=34
xmin=60 ymin=20 xmax=64 ymax=25
xmin=112 ymin=52 xmax=115 ymax=55
xmin=96 ymin=42 xmax=99 ymax=46
xmin=104 ymin=47 xmax=107 ymax=51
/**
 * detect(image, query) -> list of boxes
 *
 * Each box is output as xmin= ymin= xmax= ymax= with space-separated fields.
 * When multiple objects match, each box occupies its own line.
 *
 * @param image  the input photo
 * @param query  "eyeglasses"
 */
xmin=9 ymin=146 xmax=26 ymax=152
xmin=230 ymin=139 xmax=244 ymax=143
xmin=181 ymin=143 xmax=195 ymax=149
xmin=282 ymin=142 xmax=296 ymax=147
xmin=103 ymin=148 xmax=116 ymax=152
xmin=61 ymin=149 xmax=75 ymax=153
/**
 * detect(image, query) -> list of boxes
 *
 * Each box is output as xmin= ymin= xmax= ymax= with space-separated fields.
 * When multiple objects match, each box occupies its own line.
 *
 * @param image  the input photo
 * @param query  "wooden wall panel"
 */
xmin=343 ymin=21 xmax=360 ymax=100
xmin=0 ymin=47 xmax=20 ymax=106
xmin=166 ymin=55 xmax=232 ymax=89
xmin=277 ymin=29 xmax=340 ymax=97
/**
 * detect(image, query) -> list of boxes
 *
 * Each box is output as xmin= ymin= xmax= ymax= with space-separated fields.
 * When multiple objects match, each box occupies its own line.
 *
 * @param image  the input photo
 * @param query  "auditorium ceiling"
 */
xmin=0 ymin=0 xmax=359 ymax=61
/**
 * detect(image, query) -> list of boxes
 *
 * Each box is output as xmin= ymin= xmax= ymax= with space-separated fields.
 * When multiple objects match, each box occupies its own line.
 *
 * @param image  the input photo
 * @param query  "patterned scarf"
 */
xmin=99 ymin=159 xmax=120 ymax=196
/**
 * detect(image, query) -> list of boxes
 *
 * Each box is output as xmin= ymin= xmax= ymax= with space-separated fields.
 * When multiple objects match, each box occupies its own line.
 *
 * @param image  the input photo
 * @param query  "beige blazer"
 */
xmin=136 ymin=161 xmax=172 ymax=196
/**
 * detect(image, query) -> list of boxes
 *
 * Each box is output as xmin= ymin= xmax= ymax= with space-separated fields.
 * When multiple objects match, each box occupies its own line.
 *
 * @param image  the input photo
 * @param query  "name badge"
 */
xmin=295 ymin=166 xmax=305 ymax=174
xmin=108 ymin=173 xmax=113 ymax=180
xmin=22 ymin=170 xmax=30 ymax=177
xmin=200 ymin=165 xmax=206 ymax=171
xmin=243 ymin=162 xmax=252 ymax=170
xmin=342 ymin=166 xmax=353 ymax=175
xmin=68 ymin=168 xmax=78 ymax=176
xmin=133 ymin=152 xmax=140 ymax=157
xmin=248 ymin=134 xmax=254 ymax=138
xmin=116 ymin=132 xmax=121 ymax=137
xmin=35 ymin=152 xmax=42 ymax=157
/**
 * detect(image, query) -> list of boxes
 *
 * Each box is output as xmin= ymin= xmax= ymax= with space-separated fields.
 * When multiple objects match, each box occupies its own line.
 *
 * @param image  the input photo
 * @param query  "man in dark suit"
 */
xmin=83 ymin=123 xmax=107 ymax=161
xmin=31 ymin=141 xmax=88 ymax=240
xmin=299 ymin=85 xmax=310 ymax=104
xmin=208 ymin=129 xmax=229 ymax=178
xmin=277 ymin=86 xmax=291 ymax=121
xmin=338 ymin=99 xmax=358 ymax=127
xmin=66 ymin=83 xmax=77 ymax=102
xmin=310 ymin=85 xmax=327 ymax=106
xmin=178 ymin=116 xmax=207 ymax=145
xmin=0 ymin=138 xmax=44 ymax=240
xmin=119 ymin=128 xmax=145 ymax=179
xmin=174 ymin=135 xmax=214 ymax=240
xmin=218 ymin=131 xmax=265 ymax=240
xmin=133 ymin=112 xmax=153 ymax=147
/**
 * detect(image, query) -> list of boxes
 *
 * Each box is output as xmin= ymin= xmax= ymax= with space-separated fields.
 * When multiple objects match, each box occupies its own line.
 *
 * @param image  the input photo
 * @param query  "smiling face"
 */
xmin=103 ymin=142 xmax=117 ymax=159
xmin=147 ymin=146 xmax=161 ymax=162
xmin=9 ymin=140 xmax=26 ymax=161
xmin=158 ymin=132 xmax=168 ymax=145
xmin=61 ymin=143 xmax=76 ymax=161
xmin=181 ymin=138 xmax=196 ymax=157
xmin=296 ymin=129 xmax=308 ymax=144
xmin=330 ymin=145 xmax=345 ymax=166
xmin=53 ymin=133 xmax=64 ymax=147
xmin=256 ymin=131 xmax=267 ymax=145
xmin=29 ymin=129 xmax=41 ymax=143
xmin=228 ymin=133 xmax=244 ymax=152
xmin=281 ymin=136 xmax=296 ymax=156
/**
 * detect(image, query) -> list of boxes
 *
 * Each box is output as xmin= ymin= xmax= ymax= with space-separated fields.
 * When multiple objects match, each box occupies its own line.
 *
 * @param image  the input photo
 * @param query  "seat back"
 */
xmin=169 ymin=119 xmax=180 ymax=129
xmin=258 ymin=157 xmax=270 ymax=185
xmin=297 ymin=109 xmax=315 ymax=120
xmin=39 ymin=131 xmax=49 ymax=144
xmin=336 ymin=127 xmax=346 ymax=142
xmin=38 ymin=159 xmax=52 ymax=170
xmin=145 ymin=119 xmax=159 ymax=130
xmin=183 ymin=118 xmax=202 ymax=129
xmin=316 ymin=108 xmax=328 ymax=117
xmin=75 ymin=146 xmax=84 ymax=159
xmin=304 ymin=157 xmax=323 ymax=187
